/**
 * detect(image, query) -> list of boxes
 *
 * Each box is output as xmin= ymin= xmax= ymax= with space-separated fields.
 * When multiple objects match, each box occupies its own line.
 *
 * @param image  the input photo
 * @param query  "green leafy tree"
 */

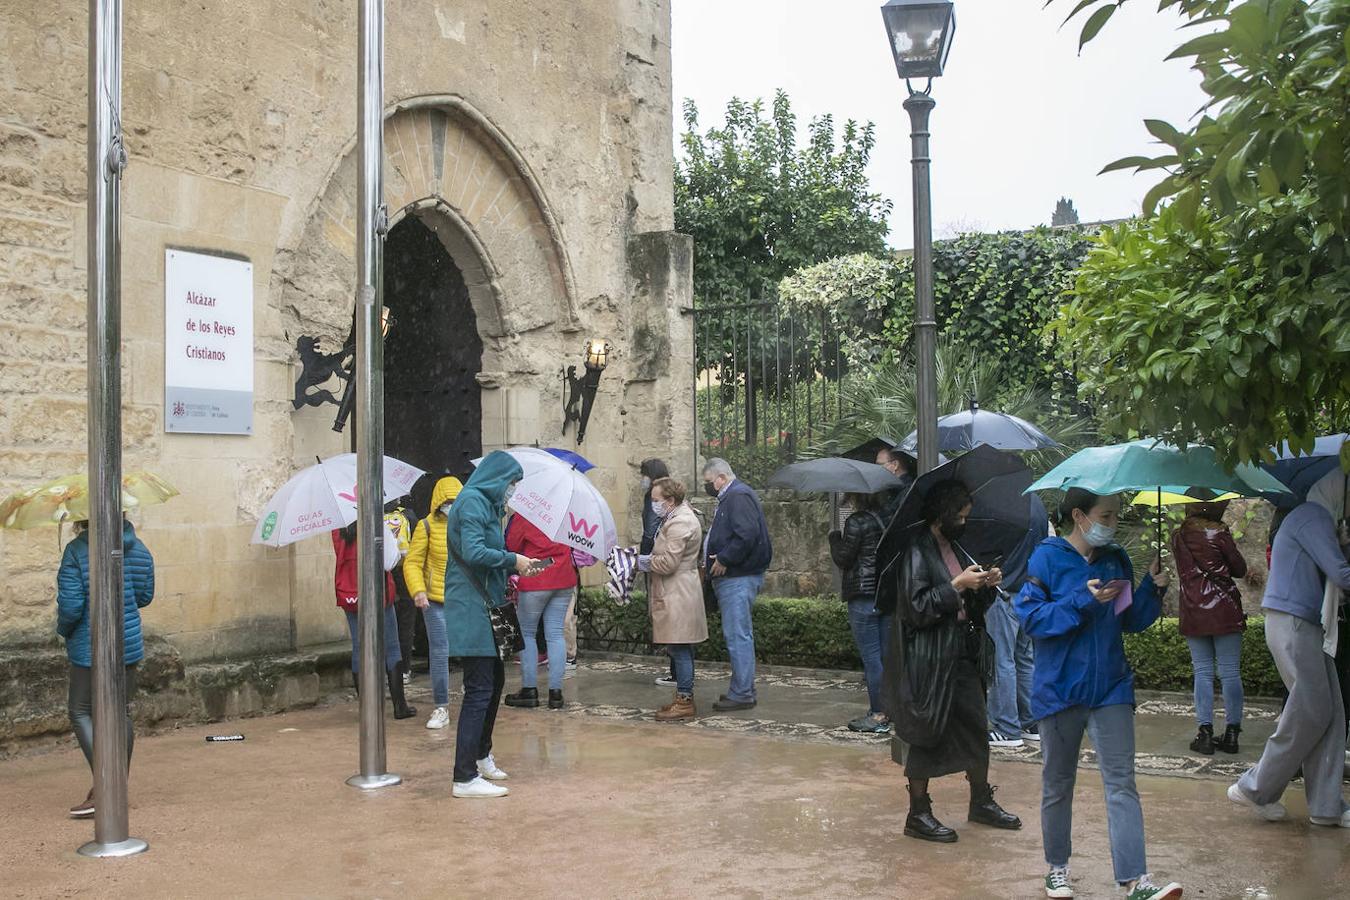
xmin=1046 ymin=0 xmax=1350 ymax=464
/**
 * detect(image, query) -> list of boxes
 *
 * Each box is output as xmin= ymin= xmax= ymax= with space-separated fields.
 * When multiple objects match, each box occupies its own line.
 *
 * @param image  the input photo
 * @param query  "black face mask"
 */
xmin=939 ymin=520 xmax=966 ymax=542
xmin=704 ymin=481 xmax=719 ymax=498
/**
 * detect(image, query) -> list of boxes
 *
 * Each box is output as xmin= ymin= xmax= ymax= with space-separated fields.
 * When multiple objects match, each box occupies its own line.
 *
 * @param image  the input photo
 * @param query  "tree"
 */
xmin=1052 ymin=197 xmax=1080 ymax=226
xmin=676 ymin=90 xmax=891 ymax=312
xmin=1046 ymin=0 xmax=1350 ymax=464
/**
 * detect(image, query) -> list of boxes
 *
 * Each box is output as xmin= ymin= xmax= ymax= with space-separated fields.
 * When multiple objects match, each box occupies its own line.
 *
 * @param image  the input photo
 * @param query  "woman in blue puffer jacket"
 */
xmin=1014 ymin=488 xmax=1182 ymax=900
xmin=56 ymin=518 xmax=155 ymax=819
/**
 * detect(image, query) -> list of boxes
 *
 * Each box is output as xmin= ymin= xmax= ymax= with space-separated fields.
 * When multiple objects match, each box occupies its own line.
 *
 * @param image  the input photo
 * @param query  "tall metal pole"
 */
xmin=904 ymin=89 xmax=939 ymax=476
xmin=347 ymin=0 xmax=398 ymax=790
xmin=79 ymin=0 xmax=145 ymax=859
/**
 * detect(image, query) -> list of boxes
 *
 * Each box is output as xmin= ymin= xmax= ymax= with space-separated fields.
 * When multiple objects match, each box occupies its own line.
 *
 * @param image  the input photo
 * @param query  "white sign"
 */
xmin=164 ymin=249 xmax=254 ymax=434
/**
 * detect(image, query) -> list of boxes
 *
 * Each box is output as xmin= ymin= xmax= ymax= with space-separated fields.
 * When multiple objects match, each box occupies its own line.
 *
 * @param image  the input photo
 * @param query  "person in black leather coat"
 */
xmin=882 ymin=479 xmax=1023 ymax=843
xmin=829 ymin=492 xmax=891 ymax=734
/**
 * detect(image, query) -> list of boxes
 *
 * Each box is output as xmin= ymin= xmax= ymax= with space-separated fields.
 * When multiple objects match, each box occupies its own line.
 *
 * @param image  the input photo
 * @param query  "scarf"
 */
xmin=1307 ymin=470 xmax=1347 ymax=656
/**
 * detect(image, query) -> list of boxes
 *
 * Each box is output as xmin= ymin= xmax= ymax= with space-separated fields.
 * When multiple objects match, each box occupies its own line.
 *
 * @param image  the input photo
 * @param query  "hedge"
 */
xmin=576 ymin=590 xmax=1286 ymax=696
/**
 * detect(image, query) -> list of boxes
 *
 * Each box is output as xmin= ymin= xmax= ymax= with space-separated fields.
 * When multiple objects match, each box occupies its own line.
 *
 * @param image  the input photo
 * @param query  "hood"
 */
xmin=464 ymin=451 xmax=523 ymax=510
xmin=1307 ymin=469 xmax=1346 ymax=521
xmin=430 ymin=476 xmax=464 ymax=514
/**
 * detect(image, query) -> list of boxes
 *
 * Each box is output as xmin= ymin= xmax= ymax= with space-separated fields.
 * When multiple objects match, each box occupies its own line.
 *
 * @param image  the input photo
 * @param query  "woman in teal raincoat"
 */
xmin=442 ymin=451 xmax=542 ymax=798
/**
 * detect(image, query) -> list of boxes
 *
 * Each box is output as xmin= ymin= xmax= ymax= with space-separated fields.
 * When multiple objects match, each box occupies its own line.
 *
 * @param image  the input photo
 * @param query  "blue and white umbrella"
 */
xmin=1262 ymin=434 xmax=1348 ymax=502
xmin=901 ymin=400 xmax=1060 ymax=454
xmin=473 ymin=447 xmax=617 ymax=557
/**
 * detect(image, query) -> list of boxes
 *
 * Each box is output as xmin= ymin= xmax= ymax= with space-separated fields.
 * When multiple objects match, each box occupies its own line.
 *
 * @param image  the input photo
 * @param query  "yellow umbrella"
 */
xmin=0 ymin=471 xmax=179 ymax=529
xmin=1130 ymin=490 xmax=1239 ymax=506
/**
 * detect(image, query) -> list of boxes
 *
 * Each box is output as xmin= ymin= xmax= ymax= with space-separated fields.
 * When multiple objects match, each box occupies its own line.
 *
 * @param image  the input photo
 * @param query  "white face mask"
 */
xmin=439 ymin=502 xmax=452 ymax=515
xmin=1080 ymin=519 xmax=1117 ymax=548
xmin=640 ymin=476 xmax=653 ymax=493
xmin=650 ymin=500 xmax=670 ymax=518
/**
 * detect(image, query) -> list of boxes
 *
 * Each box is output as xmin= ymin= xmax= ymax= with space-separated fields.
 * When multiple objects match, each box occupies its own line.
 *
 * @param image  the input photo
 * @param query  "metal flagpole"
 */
xmin=79 ymin=0 xmax=146 ymax=858
xmin=347 ymin=0 xmax=398 ymax=790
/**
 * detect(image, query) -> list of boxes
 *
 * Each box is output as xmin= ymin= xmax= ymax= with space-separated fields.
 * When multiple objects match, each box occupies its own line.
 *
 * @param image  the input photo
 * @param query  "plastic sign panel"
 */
xmin=164 ymin=249 xmax=253 ymax=434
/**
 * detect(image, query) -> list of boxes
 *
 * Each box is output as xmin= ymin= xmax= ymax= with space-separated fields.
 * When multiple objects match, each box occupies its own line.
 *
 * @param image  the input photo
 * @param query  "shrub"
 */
xmin=577 ymin=589 xmax=1286 ymax=696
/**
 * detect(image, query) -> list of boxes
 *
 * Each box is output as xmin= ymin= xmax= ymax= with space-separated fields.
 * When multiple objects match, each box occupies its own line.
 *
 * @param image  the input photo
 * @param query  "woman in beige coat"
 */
xmin=639 ymin=477 xmax=708 ymax=721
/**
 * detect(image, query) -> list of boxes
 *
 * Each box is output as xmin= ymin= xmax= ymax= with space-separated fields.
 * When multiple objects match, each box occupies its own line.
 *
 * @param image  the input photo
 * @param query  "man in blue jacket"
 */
xmin=702 ymin=458 xmax=772 ymax=711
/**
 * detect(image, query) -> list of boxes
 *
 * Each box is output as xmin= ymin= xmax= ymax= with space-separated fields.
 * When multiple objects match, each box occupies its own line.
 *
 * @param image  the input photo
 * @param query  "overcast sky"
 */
xmin=670 ymin=0 xmax=1208 ymax=248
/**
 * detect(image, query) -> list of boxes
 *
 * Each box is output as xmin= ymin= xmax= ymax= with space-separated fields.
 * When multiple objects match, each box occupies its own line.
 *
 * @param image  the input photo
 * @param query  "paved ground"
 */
xmin=2 ymin=658 xmax=1346 ymax=900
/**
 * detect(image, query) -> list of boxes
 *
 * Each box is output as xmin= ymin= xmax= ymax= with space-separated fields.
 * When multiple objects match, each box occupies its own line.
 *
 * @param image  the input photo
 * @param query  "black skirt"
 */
xmin=894 ymin=657 xmax=990 ymax=780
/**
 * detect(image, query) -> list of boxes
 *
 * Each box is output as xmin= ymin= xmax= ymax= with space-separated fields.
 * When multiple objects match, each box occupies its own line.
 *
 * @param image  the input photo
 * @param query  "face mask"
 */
xmin=939 ymin=520 xmax=966 ymax=542
xmin=1081 ymin=519 xmax=1116 ymax=547
xmin=704 ymin=481 xmax=719 ymax=499
xmin=439 ymin=502 xmax=452 ymax=515
xmin=650 ymin=500 xmax=670 ymax=518
xmin=640 ymin=476 xmax=652 ymax=492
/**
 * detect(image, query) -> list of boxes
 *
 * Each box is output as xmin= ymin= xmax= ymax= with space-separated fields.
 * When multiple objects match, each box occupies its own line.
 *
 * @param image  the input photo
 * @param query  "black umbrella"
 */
xmin=875 ymin=444 xmax=1034 ymax=614
xmin=900 ymin=399 xmax=1060 ymax=453
xmin=767 ymin=458 xmax=904 ymax=495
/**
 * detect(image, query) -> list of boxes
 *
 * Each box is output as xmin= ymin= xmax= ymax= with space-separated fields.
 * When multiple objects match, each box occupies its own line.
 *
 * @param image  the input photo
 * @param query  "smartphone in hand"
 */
xmin=1104 ymin=579 xmax=1132 ymax=615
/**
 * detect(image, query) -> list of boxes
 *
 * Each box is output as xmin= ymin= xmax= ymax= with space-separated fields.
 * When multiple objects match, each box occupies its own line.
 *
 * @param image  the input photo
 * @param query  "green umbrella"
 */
xmin=1026 ymin=439 xmax=1292 ymax=551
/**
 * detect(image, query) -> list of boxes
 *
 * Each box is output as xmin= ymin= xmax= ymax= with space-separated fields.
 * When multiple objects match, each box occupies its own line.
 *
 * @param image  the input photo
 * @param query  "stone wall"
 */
xmin=0 ymin=2 xmax=690 ymax=668
xmin=693 ymin=492 xmax=837 ymax=598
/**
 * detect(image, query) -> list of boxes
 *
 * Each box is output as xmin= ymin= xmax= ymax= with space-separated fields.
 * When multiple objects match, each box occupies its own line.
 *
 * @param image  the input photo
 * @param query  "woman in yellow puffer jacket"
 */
xmin=404 ymin=476 xmax=462 ymax=730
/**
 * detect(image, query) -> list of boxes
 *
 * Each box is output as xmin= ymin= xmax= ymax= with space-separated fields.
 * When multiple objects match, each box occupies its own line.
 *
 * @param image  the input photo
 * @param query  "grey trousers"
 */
xmin=1238 ymin=610 xmax=1348 ymax=819
xmin=68 ymin=663 xmax=137 ymax=771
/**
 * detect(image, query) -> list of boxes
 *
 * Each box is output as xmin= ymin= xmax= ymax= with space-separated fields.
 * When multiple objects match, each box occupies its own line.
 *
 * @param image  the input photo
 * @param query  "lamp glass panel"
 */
xmin=881 ymin=2 xmax=954 ymax=78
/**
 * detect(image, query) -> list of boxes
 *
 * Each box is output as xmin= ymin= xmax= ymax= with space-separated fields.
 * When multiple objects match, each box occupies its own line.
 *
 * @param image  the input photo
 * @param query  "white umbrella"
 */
xmin=251 ymin=453 xmax=425 ymax=548
xmin=473 ymin=447 xmax=618 ymax=557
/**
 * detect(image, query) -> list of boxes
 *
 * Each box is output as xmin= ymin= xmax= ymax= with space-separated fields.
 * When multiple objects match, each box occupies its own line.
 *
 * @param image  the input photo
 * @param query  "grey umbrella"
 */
xmin=767 ymin=458 xmax=904 ymax=495
xmin=900 ymin=399 xmax=1060 ymax=453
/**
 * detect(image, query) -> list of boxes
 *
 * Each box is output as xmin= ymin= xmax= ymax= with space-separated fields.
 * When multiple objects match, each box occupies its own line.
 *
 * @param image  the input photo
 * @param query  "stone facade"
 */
xmin=0 ymin=1 xmax=692 ymax=677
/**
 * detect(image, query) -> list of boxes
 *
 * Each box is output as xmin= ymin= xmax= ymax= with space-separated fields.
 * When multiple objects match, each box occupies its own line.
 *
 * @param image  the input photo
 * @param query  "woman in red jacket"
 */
xmin=1171 ymin=500 xmax=1254 ymax=755
xmin=333 ymin=523 xmax=416 ymax=719
xmin=503 ymin=516 xmax=578 ymax=710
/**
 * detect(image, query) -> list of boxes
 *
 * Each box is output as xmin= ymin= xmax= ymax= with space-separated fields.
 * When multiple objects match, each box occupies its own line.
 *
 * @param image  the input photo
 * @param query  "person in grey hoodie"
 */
xmin=1229 ymin=469 xmax=1350 ymax=828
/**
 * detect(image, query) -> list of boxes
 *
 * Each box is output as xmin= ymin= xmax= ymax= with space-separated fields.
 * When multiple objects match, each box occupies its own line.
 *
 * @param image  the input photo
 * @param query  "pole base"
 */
xmin=78 ymin=837 xmax=149 ymax=859
xmin=345 ymin=772 xmax=402 ymax=790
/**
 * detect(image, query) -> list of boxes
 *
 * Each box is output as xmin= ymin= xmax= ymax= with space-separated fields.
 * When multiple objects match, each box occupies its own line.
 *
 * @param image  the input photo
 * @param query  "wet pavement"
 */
xmin=2 ymin=658 xmax=1345 ymax=900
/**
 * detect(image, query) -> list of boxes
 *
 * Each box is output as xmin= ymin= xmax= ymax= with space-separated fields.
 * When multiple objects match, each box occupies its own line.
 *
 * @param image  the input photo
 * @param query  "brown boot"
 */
xmin=655 ymin=694 xmax=695 ymax=721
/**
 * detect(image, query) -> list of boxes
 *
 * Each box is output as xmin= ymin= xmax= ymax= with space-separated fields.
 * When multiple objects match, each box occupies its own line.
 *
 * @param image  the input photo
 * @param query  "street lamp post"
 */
xmin=880 ymin=0 xmax=955 ymax=476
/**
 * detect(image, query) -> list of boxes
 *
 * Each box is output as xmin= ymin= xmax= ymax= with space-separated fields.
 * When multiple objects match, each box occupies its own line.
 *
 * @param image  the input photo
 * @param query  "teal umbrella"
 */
xmin=1026 ymin=439 xmax=1292 ymax=552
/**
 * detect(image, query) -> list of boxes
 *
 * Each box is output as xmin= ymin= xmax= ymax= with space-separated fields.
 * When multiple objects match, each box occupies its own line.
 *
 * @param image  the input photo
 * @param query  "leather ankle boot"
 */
xmin=904 ymin=794 xmax=958 ymax=843
xmin=548 ymin=689 xmax=565 ymax=710
xmin=968 ymin=783 xmax=1022 ymax=830
xmin=505 ymin=686 xmax=540 ymax=708
xmin=1216 ymin=724 xmax=1241 ymax=754
xmin=387 ymin=666 xmax=417 ymax=720
xmin=1190 ymin=724 xmax=1215 ymax=755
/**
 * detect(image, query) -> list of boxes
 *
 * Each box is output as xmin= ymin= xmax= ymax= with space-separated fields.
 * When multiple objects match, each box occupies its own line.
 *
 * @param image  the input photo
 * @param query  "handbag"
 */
xmin=446 ymin=541 xmax=526 ymax=660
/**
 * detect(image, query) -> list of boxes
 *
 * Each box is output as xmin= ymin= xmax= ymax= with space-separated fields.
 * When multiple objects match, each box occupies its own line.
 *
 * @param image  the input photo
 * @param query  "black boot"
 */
xmin=904 ymin=794 xmax=958 ymax=843
xmin=1190 ymin=723 xmax=1215 ymax=755
xmin=505 ymin=686 xmax=540 ymax=708
xmin=351 ymin=671 xmax=359 ymax=696
xmin=968 ymin=783 xmax=1022 ymax=830
xmin=1216 ymin=724 xmax=1241 ymax=754
xmin=548 ymin=689 xmax=564 ymax=710
xmin=387 ymin=666 xmax=417 ymax=720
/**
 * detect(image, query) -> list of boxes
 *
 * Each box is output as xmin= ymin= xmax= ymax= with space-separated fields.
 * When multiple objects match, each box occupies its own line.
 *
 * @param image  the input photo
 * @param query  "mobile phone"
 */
xmin=536 ymin=557 xmax=555 ymax=569
xmin=979 ymin=555 xmax=1004 ymax=572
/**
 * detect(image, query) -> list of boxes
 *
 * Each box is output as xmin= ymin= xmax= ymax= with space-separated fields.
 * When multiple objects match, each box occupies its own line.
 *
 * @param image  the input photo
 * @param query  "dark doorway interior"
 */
xmin=383 ymin=214 xmax=483 ymax=518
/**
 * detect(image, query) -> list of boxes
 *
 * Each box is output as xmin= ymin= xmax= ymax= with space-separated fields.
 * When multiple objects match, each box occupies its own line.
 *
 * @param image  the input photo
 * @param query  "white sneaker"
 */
xmin=477 ymin=753 xmax=509 ymax=781
xmin=452 ymin=776 xmax=508 ymax=799
xmin=402 ymin=670 xmax=412 ymax=685
xmin=988 ymin=730 xmax=1024 ymax=749
xmin=655 ymin=675 xmax=676 ymax=687
xmin=425 ymin=707 xmax=450 ymax=730
xmin=1227 ymin=782 xmax=1286 ymax=821
xmin=1309 ymin=806 xmax=1350 ymax=828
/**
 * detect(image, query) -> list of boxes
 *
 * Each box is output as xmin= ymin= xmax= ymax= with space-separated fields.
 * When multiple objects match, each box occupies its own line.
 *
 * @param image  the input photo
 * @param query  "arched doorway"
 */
xmin=382 ymin=212 xmax=483 ymax=510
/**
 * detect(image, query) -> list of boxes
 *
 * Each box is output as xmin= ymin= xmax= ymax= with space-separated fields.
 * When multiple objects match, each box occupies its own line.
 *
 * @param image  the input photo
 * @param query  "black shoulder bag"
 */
xmin=446 ymin=541 xmax=525 ymax=660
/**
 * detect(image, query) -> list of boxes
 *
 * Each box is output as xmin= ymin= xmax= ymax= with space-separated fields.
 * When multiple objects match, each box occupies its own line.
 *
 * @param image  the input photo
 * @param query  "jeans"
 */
xmin=343 ymin=606 xmax=402 ymax=673
xmin=454 ymin=656 xmax=505 ymax=783
xmin=422 ymin=602 xmax=451 ymax=707
xmin=668 ymin=643 xmax=695 ymax=696
xmin=68 ymin=663 xmax=137 ymax=771
xmin=846 ymin=599 xmax=891 ymax=715
xmin=715 ymin=575 xmax=763 ymax=703
xmin=517 ymin=589 xmax=571 ymax=691
xmin=1185 ymin=632 xmax=1244 ymax=727
xmin=986 ymin=596 xmax=1035 ymax=736
xmin=1040 ymin=703 xmax=1147 ymax=885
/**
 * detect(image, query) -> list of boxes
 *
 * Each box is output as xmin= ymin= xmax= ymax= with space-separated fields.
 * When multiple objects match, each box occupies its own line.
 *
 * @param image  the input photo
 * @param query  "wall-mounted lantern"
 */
xmin=562 ymin=339 xmax=611 ymax=444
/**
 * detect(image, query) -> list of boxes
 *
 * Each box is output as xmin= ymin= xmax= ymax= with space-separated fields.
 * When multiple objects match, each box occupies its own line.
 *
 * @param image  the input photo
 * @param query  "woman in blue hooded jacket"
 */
xmin=56 ymin=518 xmax=155 ymax=819
xmin=441 ymin=451 xmax=544 ymax=799
xmin=1014 ymin=489 xmax=1182 ymax=900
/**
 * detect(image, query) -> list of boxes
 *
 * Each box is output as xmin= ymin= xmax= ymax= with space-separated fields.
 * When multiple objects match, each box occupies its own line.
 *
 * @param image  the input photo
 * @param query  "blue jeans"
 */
xmin=846 ymin=599 xmax=891 ymax=715
xmin=343 ymin=606 xmax=401 ymax=673
xmin=715 ymin=575 xmax=763 ymax=703
xmin=668 ymin=643 xmax=695 ymax=696
xmin=423 ymin=602 xmax=451 ymax=707
xmin=986 ymin=596 xmax=1035 ymax=736
xmin=1040 ymin=704 xmax=1147 ymax=885
xmin=517 ymin=589 xmax=570 ymax=691
xmin=454 ymin=656 xmax=504 ymax=783
xmin=1185 ymin=633 xmax=1243 ymax=728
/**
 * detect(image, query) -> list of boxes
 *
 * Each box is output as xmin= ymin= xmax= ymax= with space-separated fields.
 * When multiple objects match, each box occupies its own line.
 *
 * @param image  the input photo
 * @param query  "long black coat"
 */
xmin=881 ymin=528 xmax=994 ymax=750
